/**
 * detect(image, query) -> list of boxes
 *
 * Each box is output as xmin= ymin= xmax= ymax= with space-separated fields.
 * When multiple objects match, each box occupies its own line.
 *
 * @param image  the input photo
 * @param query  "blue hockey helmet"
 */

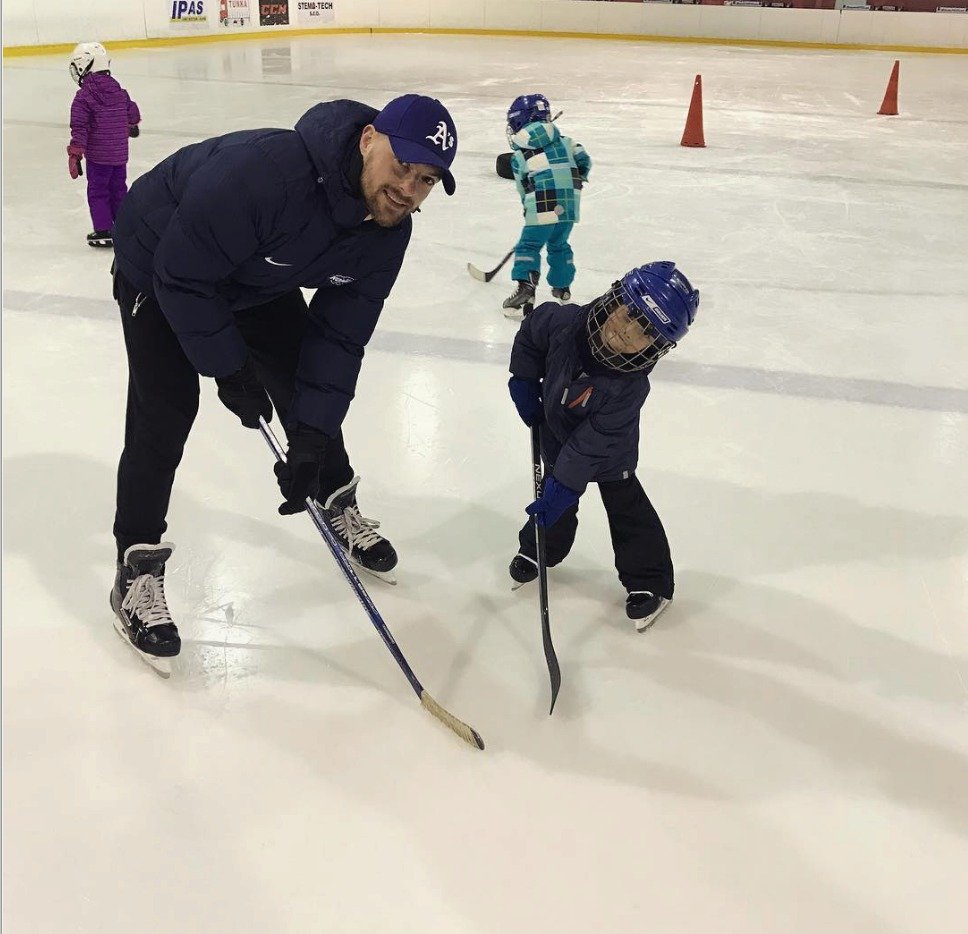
xmin=586 ymin=262 xmax=699 ymax=372
xmin=507 ymin=94 xmax=552 ymax=134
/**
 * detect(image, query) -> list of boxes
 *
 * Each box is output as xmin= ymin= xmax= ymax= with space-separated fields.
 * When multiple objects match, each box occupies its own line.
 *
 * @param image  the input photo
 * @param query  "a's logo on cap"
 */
xmin=425 ymin=121 xmax=454 ymax=152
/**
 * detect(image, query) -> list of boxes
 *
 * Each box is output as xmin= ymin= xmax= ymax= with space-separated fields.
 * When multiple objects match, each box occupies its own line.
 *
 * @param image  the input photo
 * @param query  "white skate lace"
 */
xmin=329 ymin=504 xmax=384 ymax=552
xmin=121 ymin=573 xmax=173 ymax=628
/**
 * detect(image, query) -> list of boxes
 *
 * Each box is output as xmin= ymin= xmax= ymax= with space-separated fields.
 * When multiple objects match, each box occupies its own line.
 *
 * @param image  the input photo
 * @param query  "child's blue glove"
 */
xmin=526 ymin=476 xmax=580 ymax=528
xmin=508 ymin=376 xmax=542 ymax=426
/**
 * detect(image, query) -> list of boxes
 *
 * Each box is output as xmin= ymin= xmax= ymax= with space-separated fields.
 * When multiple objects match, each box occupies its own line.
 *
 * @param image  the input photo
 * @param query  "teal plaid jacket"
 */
xmin=510 ymin=121 xmax=592 ymax=226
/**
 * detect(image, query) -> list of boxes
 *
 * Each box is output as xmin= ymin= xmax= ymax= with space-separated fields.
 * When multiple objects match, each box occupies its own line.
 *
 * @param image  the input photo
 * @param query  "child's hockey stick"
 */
xmin=467 ymin=248 xmax=515 ymax=283
xmin=530 ymin=425 xmax=561 ymax=714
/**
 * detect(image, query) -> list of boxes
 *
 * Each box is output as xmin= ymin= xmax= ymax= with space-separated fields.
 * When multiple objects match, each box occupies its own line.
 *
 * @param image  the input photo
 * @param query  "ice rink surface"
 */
xmin=3 ymin=32 xmax=967 ymax=933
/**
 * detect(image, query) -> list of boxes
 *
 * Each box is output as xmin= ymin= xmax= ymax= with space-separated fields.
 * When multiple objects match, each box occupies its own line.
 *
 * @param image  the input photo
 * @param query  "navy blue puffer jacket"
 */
xmin=113 ymin=100 xmax=412 ymax=435
xmin=509 ymin=303 xmax=654 ymax=493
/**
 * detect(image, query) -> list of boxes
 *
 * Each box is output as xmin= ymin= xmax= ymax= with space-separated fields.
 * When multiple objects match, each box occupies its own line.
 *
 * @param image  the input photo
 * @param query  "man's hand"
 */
xmin=214 ymin=358 xmax=272 ymax=429
xmin=274 ymin=425 xmax=330 ymax=515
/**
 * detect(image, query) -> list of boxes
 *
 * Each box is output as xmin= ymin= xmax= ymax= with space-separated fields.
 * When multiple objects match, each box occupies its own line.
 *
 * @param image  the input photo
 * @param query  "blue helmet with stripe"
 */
xmin=586 ymin=262 xmax=699 ymax=372
xmin=622 ymin=262 xmax=699 ymax=344
xmin=507 ymin=94 xmax=551 ymax=134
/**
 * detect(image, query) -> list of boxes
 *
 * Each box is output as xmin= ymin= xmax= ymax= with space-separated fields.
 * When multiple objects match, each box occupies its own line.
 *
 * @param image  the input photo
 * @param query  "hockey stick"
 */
xmin=530 ymin=425 xmax=561 ymax=714
xmin=259 ymin=417 xmax=485 ymax=750
xmin=467 ymin=248 xmax=514 ymax=284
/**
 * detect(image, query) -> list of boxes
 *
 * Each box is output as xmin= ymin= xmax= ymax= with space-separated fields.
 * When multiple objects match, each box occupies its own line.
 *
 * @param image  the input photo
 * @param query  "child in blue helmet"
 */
xmin=503 ymin=94 xmax=592 ymax=318
xmin=506 ymin=262 xmax=699 ymax=629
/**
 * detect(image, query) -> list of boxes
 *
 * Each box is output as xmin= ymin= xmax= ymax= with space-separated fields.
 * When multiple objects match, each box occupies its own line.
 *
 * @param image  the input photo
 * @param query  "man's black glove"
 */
xmin=214 ymin=358 xmax=272 ymax=429
xmin=128 ymin=124 xmax=140 ymax=138
xmin=274 ymin=425 xmax=329 ymax=515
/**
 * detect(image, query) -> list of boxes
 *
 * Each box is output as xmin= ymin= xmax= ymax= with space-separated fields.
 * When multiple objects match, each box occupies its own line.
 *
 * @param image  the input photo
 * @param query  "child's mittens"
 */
xmin=129 ymin=124 xmax=140 ymax=138
xmin=67 ymin=144 xmax=84 ymax=179
xmin=509 ymin=376 xmax=543 ymax=426
xmin=526 ymin=476 xmax=580 ymax=528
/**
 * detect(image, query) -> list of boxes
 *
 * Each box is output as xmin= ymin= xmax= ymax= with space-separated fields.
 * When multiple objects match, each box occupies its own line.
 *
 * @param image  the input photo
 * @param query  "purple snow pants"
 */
xmin=86 ymin=161 xmax=127 ymax=232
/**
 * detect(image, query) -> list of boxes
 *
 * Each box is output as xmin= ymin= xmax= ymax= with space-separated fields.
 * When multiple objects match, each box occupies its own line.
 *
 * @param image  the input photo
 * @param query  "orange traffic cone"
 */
xmin=878 ymin=60 xmax=900 ymax=116
xmin=681 ymin=75 xmax=706 ymax=148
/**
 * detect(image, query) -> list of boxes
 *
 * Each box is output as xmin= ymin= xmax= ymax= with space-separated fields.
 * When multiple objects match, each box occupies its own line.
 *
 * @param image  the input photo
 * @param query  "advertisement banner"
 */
xmin=259 ymin=1 xmax=290 ymax=25
xmin=169 ymin=0 xmax=209 ymax=29
xmin=220 ymin=0 xmax=252 ymax=27
xmin=296 ymin=0 xmax=335 ymax=24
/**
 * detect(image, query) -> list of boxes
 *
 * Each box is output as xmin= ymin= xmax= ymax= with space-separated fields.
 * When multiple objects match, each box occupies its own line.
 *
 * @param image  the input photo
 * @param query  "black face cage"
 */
xmin=585 ymin=282 xmax=677 ymax=373
xmin=70 ymin=61 xmax=93 ymax=85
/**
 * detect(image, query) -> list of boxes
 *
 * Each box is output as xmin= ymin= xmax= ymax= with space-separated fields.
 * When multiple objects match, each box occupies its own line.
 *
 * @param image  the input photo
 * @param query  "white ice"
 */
xmin=3 ymin=33 xmax=968 ymax=934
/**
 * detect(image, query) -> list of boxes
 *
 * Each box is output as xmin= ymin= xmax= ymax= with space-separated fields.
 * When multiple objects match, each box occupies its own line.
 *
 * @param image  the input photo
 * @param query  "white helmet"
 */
xmin=69 ymin=42 xmax=110 ymax=86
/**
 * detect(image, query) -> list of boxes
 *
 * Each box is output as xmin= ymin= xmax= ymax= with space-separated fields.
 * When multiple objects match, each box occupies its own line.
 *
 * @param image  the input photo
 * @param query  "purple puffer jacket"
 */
xmin=69 ymin=72 xmax=140 ymax=166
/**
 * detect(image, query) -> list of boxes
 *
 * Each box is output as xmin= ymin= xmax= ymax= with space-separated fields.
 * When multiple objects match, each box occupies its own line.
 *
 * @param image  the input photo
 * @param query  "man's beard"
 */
xmin=361 ymin=163 xmax=412 ymax=227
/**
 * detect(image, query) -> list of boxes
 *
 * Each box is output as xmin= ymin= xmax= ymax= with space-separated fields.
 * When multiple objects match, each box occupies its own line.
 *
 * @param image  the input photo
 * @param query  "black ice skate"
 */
xmin=626 ymin=591 xmax=670 ymax=633
xmin=87 ymin=230 xmax=113 ymax=248
xmin=551 ymin=287 xmax=571 ymax=303
xmin=509 ymin=552 xmax=538 ymax=591
xmin=318 ymin=476 xmax=398 ymax=584
xmin=502 ymin=272 xmax=538 ymax=320
xmin=110 ymin=543 xmax=180 ymax=676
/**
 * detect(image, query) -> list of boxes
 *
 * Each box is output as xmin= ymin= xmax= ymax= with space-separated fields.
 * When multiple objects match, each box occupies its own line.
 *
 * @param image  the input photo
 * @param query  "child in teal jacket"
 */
xmin=503 ymin=94 xmax=591 ymax=318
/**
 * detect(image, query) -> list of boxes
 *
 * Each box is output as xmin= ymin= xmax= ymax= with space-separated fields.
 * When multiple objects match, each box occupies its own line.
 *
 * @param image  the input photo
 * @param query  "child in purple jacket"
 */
xmin=67 ymin=42 xmax=141 ymax=248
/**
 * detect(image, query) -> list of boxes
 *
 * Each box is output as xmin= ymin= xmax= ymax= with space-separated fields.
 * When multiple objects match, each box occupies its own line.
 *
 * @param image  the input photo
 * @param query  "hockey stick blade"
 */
xmin=259 ymin=417 xmax=485 ymax=751
xmin=538 ymin=532 xmax=561 ymax=715
xmin=421 ymin=692 xmax=485 ymax=749
xmin=531 ymin=426 xmax=562 ymax=714
xmin=467 ymin=248 xmax=515 ymax=284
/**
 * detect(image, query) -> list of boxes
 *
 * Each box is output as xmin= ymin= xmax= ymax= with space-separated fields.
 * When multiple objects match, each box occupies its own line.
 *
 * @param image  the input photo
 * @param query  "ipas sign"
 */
xmin=171 ymin=0 xmax=206 ymax=21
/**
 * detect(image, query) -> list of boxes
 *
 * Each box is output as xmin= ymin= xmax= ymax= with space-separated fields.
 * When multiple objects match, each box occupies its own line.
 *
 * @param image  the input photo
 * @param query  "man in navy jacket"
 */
xmin=108 ymin=95 xmax=458 ymax=673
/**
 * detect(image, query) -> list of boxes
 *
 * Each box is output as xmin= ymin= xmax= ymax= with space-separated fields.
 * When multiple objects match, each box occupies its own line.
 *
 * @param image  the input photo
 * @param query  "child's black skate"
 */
xmin=551 ymin=287 xmax=571 ymax=303
xmin=110 ymin=543 xmax=180 ymax=676
xmin=318 ymin=476 xmax=398 ymax=584
xmin=509 ymin=552 xmax=538 ymax=590
xmin=503 ymin=272 xmax=538 ymax=320
xmin=626 ymin=591 xmax=670 ymax=632
xmin=87 ymin=230 xmax=113 ymax=248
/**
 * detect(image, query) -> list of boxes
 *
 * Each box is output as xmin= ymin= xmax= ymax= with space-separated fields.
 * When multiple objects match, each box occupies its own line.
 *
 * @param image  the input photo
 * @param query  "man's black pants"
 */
xmin=112 ymin=271 xmax=354 ymax=561
xmin=517 ymin=473 xmax=674 ymax=598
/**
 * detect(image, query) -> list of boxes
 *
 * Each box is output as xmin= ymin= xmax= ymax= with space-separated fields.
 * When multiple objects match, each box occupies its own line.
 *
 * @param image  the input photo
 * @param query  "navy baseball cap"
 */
xmin=373 ymin=94 xmax=457 ymax=196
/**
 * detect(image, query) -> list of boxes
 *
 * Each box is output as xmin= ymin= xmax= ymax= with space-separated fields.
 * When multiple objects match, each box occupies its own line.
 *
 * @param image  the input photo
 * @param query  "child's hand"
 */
xmin=526 ymin=476 xmax=580 ymax=528
xmin=508 ymin=376 xmax=542 ymax=426
xmin=67 ymin=144 xmax=84 ymax=179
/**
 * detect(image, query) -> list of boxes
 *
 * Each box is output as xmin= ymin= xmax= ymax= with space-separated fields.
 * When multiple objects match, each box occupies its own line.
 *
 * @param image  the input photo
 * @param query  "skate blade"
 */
xmin=111 ymin=614 xmax=173 ymax=678
xmin=503 ymin=307 xmax=525 ymax=321
xmin=510 ymin=579 xmax=533 ymax=591
xmin=348 ymin=556 xmax=397 ymax=586
xmin=634 ymin=597 xmax=670 ymax=633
